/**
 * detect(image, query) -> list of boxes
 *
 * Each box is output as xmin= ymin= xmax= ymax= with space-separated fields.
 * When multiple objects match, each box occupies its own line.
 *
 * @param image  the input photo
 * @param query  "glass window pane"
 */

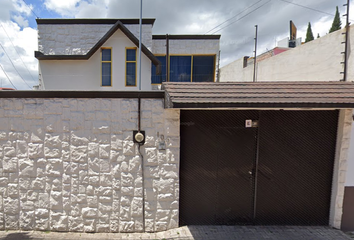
xmin=151 ymin=56 xmax=167 ymax=84
xmin=170 ymin=56 xmax=191 ymax=82
xmin=126 ymin=49 xmax=136 ymax=61
xmin=192 ymin=56 xmax=215 ymax=82
xmin=102 ymin=62 xmax=111 ymax=86
xmin=126 ymin=62 xmax=136 ymax=86
xmin=102 ymin=49 xmax=111 ymax=61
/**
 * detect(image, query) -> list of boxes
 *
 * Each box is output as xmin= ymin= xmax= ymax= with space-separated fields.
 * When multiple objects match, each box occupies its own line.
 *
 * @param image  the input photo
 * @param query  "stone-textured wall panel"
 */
xmin=0 ymin=98 xmax=179 ymax=233
xmin=38 ymin=24 xmax=153 ymax=55
xmin=152 ymin=39 xmax=220 ymax=55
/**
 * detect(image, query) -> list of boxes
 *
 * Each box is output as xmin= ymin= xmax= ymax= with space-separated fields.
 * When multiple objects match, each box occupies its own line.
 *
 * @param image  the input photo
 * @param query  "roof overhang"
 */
xmin=162 ymin=81 xmax=354 ymax=109
xmin=152 ymin=35 xmax=221 ymax=40
xmin=0 ymin=91 xmax=164 ymax=99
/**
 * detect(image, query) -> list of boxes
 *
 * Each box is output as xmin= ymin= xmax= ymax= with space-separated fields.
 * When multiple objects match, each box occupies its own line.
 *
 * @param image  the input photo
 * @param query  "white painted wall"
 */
xmin=0 ymin=98 xmax=180 ymax=232
xmin=220 ymin=27 xmax=348 ymax=82
xmin=330 ymin=109 xmax=353 ymax=228
xmin=39 ymin=30 xmax=152 ymax=91
xmin=346 ymin=116 xmax=354 ymax=186
xmin=37 ymin=24 xmax=153 ymax=55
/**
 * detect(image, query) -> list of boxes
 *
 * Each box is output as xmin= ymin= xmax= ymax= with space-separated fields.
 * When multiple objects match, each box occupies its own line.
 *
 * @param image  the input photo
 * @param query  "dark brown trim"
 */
xmin=35 ymin=21 xmax=161 ymax=68
xmin=167 ymin=102 xmax=354 ymax=109
xmin=36 ymin=18 xmax=155 ymax=25
xmin=341 ymin=186 xmax=354 ymax=231
xmin=0 ymin=91 xmax=164 ymax=99
xmin=35 ymin=52 xmax=87 ymax=60
xmin=152 ymin=35 xmax=221 ymax=40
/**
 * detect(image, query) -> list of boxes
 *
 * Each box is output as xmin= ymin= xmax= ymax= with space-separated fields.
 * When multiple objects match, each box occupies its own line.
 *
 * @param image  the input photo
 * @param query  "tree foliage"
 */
xmin=305 ymin=22 xmax=314 ymax=42
xmin=329 ymin=6 xmax=342 ymax=33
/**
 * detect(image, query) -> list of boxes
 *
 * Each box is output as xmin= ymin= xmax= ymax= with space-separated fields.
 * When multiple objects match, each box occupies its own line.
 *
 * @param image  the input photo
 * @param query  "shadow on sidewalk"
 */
xmin=0 ymin=232 xmax=32 ymax=240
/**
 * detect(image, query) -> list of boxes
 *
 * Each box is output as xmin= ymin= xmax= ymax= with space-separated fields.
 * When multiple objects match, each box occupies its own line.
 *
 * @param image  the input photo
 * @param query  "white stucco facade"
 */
xmin=39 ymin=30 xmax=152 ymax=91
xmin=330 ymin=109 xmax=353 ymax=228
xmin=346 ymin=117 xmax=354 ymax=186
xmin=220 ymin=27 xmax=349 ymax=82
xmin=0 ymin=97 xmax=180 ymax=232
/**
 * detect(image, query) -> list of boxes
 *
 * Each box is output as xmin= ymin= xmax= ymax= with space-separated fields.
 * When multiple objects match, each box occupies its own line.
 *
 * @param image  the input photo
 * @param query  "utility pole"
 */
xmin=253 ymin=25 xmax=258 ymax=82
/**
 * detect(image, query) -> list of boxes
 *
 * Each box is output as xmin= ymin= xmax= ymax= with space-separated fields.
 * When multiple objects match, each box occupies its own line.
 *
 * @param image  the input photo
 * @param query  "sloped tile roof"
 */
xmin=162 ymin=81 xmax=354 ymax=109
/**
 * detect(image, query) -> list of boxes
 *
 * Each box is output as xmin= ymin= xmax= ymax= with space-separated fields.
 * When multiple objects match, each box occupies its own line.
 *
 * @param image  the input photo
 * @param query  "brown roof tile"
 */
xmin=162 ymin=82 xmax=354 ymax=109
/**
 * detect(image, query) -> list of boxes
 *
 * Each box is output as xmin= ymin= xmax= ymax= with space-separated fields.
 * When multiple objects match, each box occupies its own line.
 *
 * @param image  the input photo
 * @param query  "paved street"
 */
xmin=0 ymin=226 xmax=352 ymax=240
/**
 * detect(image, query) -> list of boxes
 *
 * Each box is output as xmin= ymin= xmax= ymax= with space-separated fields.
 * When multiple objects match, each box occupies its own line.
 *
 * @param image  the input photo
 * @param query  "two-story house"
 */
xmin=35 ymin=19 xmax=220 ymax=91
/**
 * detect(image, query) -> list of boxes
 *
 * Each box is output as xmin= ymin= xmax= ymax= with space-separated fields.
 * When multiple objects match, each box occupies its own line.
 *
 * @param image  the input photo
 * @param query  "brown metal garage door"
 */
xmin=179 ymin=110 xmax=338 ymax=226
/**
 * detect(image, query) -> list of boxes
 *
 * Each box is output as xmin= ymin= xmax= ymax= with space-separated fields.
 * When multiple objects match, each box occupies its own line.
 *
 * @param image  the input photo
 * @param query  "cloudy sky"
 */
xmin=0 ymin=0 xmax=351 ymax=89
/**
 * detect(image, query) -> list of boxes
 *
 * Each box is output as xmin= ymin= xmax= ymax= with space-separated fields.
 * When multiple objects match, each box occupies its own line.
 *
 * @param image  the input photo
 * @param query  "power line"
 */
xmin=0 ymin=63 xmax=17 ymax=89
xmin=1 ymin=23 xmax=36 ymax=83
xmin=205 ymin=0 xmax=264 ymax=34
xmin=278 ymin=0 xmax=336 ymax=17
xmin=210 ymin=0 xmax=271 ymax=34
xmin=0 ymin=42 xmax=32 ymax=89
xmin=21 ymin=0 xmax=40 ymax=19
xmin=278 ymin=0 xmax=354 ymax=23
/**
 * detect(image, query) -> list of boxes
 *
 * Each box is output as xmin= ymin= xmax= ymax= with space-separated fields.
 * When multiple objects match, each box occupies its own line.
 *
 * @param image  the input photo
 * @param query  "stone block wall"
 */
xmin=0 ymin=98 xmax=180 ymax=233
xmin=38 ymin=24 xmax=153 ymax=55
xmin=152 ymin=39 xmax=220 ymax=55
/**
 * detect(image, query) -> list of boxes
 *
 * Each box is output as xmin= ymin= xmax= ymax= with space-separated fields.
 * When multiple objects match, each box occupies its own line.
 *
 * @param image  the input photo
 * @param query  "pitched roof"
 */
xmin=162 ymin=81 xmax=354 ymax=109
xmin=34 ymin=20 xmax=161 ymax=68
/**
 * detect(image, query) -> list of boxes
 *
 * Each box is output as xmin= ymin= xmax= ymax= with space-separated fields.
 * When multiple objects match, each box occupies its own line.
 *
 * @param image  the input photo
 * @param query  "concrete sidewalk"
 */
xmin=0 ymin=226 xmax=352 ymax=240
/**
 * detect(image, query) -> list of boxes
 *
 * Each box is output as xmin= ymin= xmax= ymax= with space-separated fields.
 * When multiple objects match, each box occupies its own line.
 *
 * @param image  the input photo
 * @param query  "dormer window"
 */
xmin=101 ymin=48 xmax=112 ymax=86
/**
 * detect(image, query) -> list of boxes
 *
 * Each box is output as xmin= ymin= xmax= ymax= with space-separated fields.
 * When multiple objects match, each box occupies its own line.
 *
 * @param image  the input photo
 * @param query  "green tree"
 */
xmin=329 ymin=6 xmax=342 ymax=33
xmin=317 ymin=33 xmax=320 ymax=38
xmin=305 ymin=22 xmax=314 ymax=42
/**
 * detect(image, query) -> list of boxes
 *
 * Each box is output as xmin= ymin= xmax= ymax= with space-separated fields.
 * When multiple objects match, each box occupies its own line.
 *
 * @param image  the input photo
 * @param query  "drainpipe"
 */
xmin=134 ymin=95 xmax=146 ymax=232
xmin=166 ymin=34 xmax=170 ymax=82
xmin=138 ymin=0 xmax=142 ymax=90
xmin=137 ymin=0 xmax=145 ymax=231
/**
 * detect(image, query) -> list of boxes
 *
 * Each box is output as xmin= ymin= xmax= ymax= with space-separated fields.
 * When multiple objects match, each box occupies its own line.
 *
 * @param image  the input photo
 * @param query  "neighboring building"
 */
xmin=220 ymin=26 xmax=354 ymax=231
xmin=220 ymin=26 xmax=349 ymax=82
xmin=243 ymin=47 xmax=290 ymax=69
xmin=0 ymin=88 xmax=15 ymax=90
xmin=35 ymin=19 xmax=220 ymax=91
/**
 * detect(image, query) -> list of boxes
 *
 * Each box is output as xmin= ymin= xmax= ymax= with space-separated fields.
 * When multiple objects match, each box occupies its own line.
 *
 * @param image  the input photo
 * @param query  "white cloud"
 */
xmin=75 ymin=0 xmax=108 ymax=18
xmin=12 ymin=14 xmax=29 ymax=28
xmin=0 ymin=20 xmax=38 ymax=89
xmin=44 ymin=0 xmax=81 ymax=16
xmin=43 ymin=0 xmax=108 ymax=18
